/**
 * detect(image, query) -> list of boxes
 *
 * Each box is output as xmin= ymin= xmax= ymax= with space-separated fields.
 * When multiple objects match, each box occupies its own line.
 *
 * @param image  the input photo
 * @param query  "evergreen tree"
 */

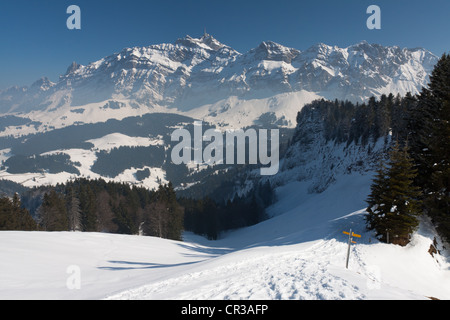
xmin=366 ymin=143 xmax=422 ymax=245
xmin=12 ymin=193 xmax=37 ymax=231
xmin=406 ymin=54 xmax=450 ymax=243
xmin=95 ymin=190 xmax=116 ymax=233
xmin=392 ymin=92 xmax=417 ymax=141
xmin=365 ymin=160 xmax=390 ymax=236
xmin=112 ymin=201 xmax=137 ymax=235
xmin=373 ymin=94 xmax=392 ymax=141
xmin=79 ymin=185 xmax=97 ymax=232
xmin=202 ymin=197 xmax=219 ymax=240
xmin=37 ymin=190 xmax=68 ymax=231
xmin=422 ymin=54 xmax=450 ymax=242
xmin=67 ymin=187 xmax=82 ymax=231
xmin=0 ymin=194 xmax=37 ymax=231
xmin=164 ymin=182 xmax=184 ymax=241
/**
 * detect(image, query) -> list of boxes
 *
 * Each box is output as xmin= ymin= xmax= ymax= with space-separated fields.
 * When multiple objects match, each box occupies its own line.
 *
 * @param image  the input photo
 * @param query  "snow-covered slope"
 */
xmin=1 ymin=171 xmax=448 ymax=300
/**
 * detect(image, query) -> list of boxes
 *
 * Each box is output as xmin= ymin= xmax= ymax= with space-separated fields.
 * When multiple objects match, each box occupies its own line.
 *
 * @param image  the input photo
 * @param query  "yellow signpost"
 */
xmin=343 ymin=229 xmax=361 ymax=269
xmin=343 ymin=231 xmax=361 ymax=238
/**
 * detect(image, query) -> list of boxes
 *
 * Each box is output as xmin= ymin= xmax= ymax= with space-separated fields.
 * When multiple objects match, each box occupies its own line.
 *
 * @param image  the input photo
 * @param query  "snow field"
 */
xmin=0 ymin=172 xmax=449 ymax=300
xmin=105 ymin=239 xmax=367 ymax=300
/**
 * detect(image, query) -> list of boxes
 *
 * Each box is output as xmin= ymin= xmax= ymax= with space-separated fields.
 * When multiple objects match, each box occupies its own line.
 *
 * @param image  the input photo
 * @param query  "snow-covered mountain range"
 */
xmin=0 ymin=34 xmax=438 ymax=134
xmin=0 ymin=34 xmax=439 ymax=192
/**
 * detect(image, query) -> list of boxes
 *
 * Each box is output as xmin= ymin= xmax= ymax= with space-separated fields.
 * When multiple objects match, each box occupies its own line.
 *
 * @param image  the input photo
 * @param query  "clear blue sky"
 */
xmin=0 ymin=0 xmax=449 ymax=89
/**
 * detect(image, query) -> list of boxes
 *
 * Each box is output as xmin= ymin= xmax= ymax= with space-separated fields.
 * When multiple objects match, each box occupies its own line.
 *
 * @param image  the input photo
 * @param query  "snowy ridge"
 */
xmin=270 ymin=113 xmax=390 ymax=194
xmin=233 ymin=100 xmax=390 ymax=202
xmin=86 ymin=133 xmax=164 ymax=151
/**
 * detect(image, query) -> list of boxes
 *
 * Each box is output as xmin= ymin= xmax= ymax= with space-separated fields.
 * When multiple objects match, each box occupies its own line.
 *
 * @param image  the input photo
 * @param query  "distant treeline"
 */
xmin=181 ymin=181 xmax=275 ymax=240
xmin=364 ymin=54 xmax=450 ymax=246
xmin=91 ymin=145 xmax=165 ymax=178
xmin=1 ymin=179 xmax=184 ymax=241
xmin=3 ymin=153 xmax=80 ymax=175
xmin=294 ymin=92 xmax=417 ymax=147
xmin=0 ymin=177 xmax=275 ymax=241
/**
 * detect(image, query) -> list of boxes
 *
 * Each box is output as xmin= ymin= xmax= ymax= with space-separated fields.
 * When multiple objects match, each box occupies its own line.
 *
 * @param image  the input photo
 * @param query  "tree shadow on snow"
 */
xmin=97 ymin=260 xmax=202 ymax=271
xmin=176 ymin=242 xmax=233 ymax=258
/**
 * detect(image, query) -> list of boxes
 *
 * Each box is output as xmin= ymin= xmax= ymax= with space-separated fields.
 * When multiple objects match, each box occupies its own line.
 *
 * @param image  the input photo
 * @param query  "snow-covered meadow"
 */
xmin=0 ymin=173 xmax=449 ymax=300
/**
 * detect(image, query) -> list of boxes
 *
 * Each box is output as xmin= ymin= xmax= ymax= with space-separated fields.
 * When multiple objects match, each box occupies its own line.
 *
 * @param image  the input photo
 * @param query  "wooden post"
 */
xmin=346 ymin=229 xmax=352 ymax=269
xmin=343 ymin=230 xmax=361 ymax=269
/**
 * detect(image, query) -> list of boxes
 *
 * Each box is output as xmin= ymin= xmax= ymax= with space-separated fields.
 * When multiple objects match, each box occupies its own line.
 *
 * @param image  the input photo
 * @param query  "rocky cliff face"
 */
xmin=271 ymin=105 xmax=389 ymax=194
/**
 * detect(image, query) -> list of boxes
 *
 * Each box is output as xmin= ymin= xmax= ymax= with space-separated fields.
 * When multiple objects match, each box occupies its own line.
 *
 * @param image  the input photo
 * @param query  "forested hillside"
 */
xmin=0 ymin=176 xmax=274 ymax=241
xmin=1 ymin=179 xmax=184 ymax=240
xmin=365 ymin=54 xmax=450 ymax=245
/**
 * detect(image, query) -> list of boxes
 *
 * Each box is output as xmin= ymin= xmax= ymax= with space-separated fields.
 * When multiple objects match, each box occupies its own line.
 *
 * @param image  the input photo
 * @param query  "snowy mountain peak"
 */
xmin=251 ymin=41 xmax=300 ymax=63
xmin=65 ymin=61 xmax=82 ymax=76
xmin=175 ymin=33 xmax=229 ymax=51
xmin=30 ymin=77 xmax=55 ymax=92
xmin=199 ymin=32 xmax=228 ymax=51
xmin=307 ymin=42 xmax=333 ymax=52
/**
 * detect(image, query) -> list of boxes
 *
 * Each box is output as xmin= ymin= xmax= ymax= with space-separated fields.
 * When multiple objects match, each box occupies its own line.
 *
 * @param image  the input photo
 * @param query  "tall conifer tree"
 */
xmin=366 ymin=143 xmax=422 ymax=245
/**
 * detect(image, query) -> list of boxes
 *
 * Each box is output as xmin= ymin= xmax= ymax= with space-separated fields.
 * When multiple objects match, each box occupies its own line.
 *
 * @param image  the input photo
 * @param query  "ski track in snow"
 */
xmin=106 ymin=240 xmax=365 ymax=300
